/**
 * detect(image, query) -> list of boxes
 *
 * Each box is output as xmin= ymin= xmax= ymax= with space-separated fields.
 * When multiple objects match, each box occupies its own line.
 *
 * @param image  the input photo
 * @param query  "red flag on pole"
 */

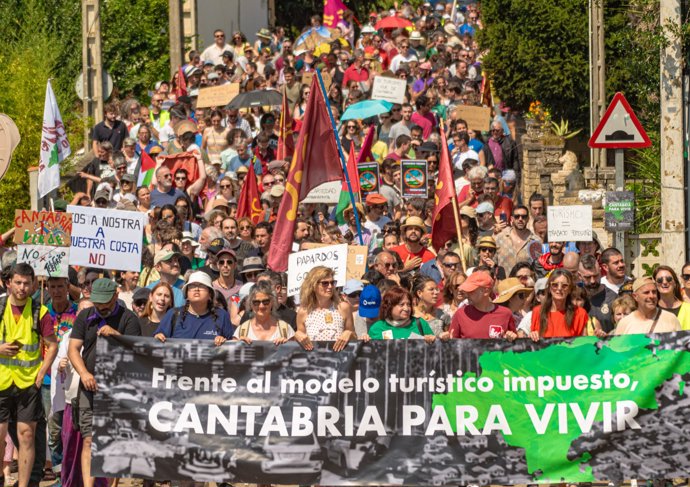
xmin=236 ymin=163 xmax=263 ymax=224
xmin=357 ymin=124 xmax=376 ymax=163
xmin=267 ymin=76 xmax=342 ymax=271
xmin=276 ymin=88 xmax=294 ymax=161
xmin=345 ymin=143 xmax=360 ymax=195
xmin=176 ymin=66 xmax=187 ymax=98
xmin=431 ymin=124 xmax=458 ymax=251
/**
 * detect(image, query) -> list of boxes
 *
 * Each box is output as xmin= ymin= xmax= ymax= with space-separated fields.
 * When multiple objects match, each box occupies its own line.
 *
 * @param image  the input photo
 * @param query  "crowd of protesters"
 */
xmin=0 ymin=2 xmax=687 ymax=487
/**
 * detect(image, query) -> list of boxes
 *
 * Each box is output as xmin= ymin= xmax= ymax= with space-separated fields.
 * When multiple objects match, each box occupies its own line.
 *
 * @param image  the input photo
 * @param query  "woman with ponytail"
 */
xmin=154 ymin=271 xmax=234 ymax=345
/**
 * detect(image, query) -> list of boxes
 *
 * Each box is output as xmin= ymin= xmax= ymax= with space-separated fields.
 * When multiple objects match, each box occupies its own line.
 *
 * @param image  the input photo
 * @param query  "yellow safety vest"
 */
xmin=0 ymin=299 xmax=47 ymax=390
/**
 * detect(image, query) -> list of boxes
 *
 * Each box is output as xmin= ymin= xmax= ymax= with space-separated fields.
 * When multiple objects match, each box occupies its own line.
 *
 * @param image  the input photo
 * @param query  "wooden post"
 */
xmin=82 ymin=0 xmax=103 ymax=150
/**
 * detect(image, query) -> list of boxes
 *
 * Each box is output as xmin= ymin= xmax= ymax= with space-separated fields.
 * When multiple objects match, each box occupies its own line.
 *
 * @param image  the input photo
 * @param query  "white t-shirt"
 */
xmin=201 ymin=42 xmax=233 ymax=66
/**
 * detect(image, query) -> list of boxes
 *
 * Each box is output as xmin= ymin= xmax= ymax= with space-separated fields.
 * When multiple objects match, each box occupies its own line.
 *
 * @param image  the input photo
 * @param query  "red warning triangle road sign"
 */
xmin=588 ymin=92 xmax=651 ymax=149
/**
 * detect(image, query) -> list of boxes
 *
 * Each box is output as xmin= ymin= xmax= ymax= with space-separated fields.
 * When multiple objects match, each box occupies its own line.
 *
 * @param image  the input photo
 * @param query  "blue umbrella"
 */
xmin=340 ymin=99 xmax=393 ymax=121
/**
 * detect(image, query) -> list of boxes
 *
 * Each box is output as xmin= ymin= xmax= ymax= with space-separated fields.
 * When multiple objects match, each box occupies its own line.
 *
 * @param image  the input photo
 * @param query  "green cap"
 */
xmin=90 ymin=278 xmax=118 ymax=304
xmin=53 ymin=199 xmax=68 ymax=212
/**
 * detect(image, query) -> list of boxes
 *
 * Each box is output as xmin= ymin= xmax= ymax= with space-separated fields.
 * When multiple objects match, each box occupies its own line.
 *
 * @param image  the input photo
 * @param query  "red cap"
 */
xmin=365 ymin=193 xmax=388 ymax=205
xmin=459 ymin=271 xmax=495 ymax=293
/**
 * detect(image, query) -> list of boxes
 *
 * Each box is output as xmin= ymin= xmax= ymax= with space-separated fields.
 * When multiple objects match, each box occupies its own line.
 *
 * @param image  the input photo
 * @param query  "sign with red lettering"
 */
xmin=14 ymin=210 xmax=72 ymax=246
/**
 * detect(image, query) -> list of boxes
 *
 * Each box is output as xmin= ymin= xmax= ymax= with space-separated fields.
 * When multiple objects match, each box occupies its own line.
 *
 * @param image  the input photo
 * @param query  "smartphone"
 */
xmin=11 ymin=340 xmax=23 ymax=349
xmin=500 ymin=213 xmax=507 ymax=222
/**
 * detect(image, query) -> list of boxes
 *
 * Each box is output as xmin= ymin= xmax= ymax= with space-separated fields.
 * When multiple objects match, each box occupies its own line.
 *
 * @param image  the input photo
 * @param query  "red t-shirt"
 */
xmin=493 ymin=195 xmax=513 ymax=223
xmin=410 ymin=112 xmax=434 ymax=139
xmin=391 ymin=244 xmax=435 ymax=268
xmin=10 ymin=304 xmax=55 ymax=338
xmin=449 ymin=304 xmax=516 ymax=339
xmin=530 ymin=305 xmax=588 ymax=338
xmin=458 ymin=185 xmax=481 ymax=207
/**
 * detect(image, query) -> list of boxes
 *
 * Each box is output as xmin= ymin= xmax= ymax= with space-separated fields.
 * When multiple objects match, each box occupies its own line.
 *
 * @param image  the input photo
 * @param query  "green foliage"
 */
xmin=626 ymin=133 xmax=661 ymax=233
xmin=550 ymin=119 xmax=582 ymax=139
xmin=101 ymin=0 xmax=171 ymax=98
xmin=478 ymin=0 xmax=590 ymax=128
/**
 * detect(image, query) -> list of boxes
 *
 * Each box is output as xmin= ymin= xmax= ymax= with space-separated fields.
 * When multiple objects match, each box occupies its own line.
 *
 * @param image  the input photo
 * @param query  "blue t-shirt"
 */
xmin=154 ymin=307 xmax=235 ymax=340
xmin=147 ymin=278 xmax=186 ymax=307
xmin=150 ymin=187 xmax=185 ymax=208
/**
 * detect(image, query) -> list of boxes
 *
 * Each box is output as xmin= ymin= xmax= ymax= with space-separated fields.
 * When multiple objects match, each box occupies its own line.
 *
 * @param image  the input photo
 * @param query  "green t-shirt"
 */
xmin=369 ymin=318 xmax=434 ymax=340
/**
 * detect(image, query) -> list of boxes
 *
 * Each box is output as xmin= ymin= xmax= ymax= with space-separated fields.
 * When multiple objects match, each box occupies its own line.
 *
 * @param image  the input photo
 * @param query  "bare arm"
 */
xmin=36 ymin=334 xmax=58 ymax=387
xmin=186 ymin=154 xmax=207 ymax=199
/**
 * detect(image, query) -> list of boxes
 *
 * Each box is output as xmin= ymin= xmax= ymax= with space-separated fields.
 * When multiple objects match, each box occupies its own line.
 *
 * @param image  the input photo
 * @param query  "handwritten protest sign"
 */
xmin=451 ymin=105 xmax=492 ymax=132
xmin=14 ymin=210 xmax=72 ymax=246
xmin=287 ymin=243 xmax=348 ymax=296
xmin=195 ymin=83 xmax=240 ymax=108
xmin=302 ymin=181 xmax=341 ymax=204
xmin=17 ymin=245 xmax=70 ymax=277
xmin=547 ymin=205 xmax=593 ymax=242
xmin=303 ymin=243 xmax=368 ymax=281
xmin=67 ymin=206 xmax=147 ymax=272
xmin=302 ymin=71 xmax=332 ymax=91
xmin=371 ymin=76 xmax=407 ymax=104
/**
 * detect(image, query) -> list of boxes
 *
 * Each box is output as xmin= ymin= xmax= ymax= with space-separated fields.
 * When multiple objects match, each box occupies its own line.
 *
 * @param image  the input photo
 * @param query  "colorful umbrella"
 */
xmin=375 ymin=16 xmax=413 ymax=30
xmin=341 ymin=99 xmax=394 ymax=121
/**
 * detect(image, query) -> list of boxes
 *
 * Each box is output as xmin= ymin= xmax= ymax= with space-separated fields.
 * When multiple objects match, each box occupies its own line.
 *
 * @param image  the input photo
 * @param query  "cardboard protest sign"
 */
xmin=547 ymin=205 xmax=593 ymax=242
xmin=371 ymin=76 xmax=407 ymax=104
xmin=302 ymin=180 xmax=341 ymax=204
xmin=67 ymin=205 xmax=148 ymax=272
xmin=287 ymin=243 xmax=348 ymax=296
xmin=14 ymin=210 xmax=71 ymax=246
xmin=605 ymin=191 xmax=634 ymax=232
xmin=17 ymin=245 xmax=70 ymax=277
xmin=451 ymin=105 xmax=492 ymax=132
xmin=302 ymin=71 xmax=332 ymax=91
xmin=358 ymin=162 xmax=380 ymax=198
xmin=195 ymin=83 xmax=240 ymax=108
xmin=401 ymin=160 xmax=428 ymax=198
xmin=303 ymin=242 xmax=369 ymax=281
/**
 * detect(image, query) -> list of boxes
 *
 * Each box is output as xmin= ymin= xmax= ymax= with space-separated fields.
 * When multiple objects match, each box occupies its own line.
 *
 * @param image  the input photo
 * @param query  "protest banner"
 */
xmin=302 ymin=180 xmax=341 ymax=204
xmin=303 ymin=242 xmax=368 ymax=281
xmin=547 ymin=205 xmax=592 ymax=242
xmin=401 ymin=160 xmax=428 ymax=199
xmin=17 ymin=245 xmax=70 ymax=277
xmin=371 ymin=76 xmax=407 ymax=104
xmin=67 ymin=205 xmax=147 ymax=272
xmin=14 ymin=209 xmax=71 ymax=246
xmin=287 ymin=243 xmax=348 ymax=296
xmin=358 ymin=162 xmax=380 ymax=198
xmin=302 ymin=71 xmax=332 ymax=90
xmin=94 ymin=333 xmax=690 ymax=485
xmin=451 ymin=105 xmax=492 ymax=132
xmin=195 ymin=83 xmax=240 ymax=108
xmin=604 ymin=191 xmax=634 ymax=232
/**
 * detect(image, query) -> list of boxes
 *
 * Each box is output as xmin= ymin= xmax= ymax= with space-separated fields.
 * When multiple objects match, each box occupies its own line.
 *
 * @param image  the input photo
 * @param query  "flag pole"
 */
xmin=315 ymin=68 xmax=364 ymax=245
xmin=441 ymin=121 xmax=467 ymax=272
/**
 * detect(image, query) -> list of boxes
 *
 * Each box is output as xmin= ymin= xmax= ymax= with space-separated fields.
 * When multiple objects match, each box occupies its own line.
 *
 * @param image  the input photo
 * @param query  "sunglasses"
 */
xmin=513 ymin=214 xmax=528 ymax=220
xmin=443 ymin=262 xmax=459 ymax=269
xmin=550 ymin=283 xmax=569 ymax=290
xmin=479 ymin=247 xmax=495 ymax=253
xmin=263 ymin=181 xmax=275 ymax=186
xmin=162 ymin=174 xmax=172 ymax=179
xmin=682 ymin=274 xmax=690 ymax=280
xmin=656 ymin=276 xmax=674 ymax=284
xmin=319 ymin=280 xmax=336 ymax=287
xmin=175 ymin=176 xmax=186 ymax=181
xmin=81 ymin=279 xmax=98 ymax=288
xmin=275 ymin=178 xmax=285 ymax=183
xmin=244 ymin=271 xmax=260 ymax=278
xmin=133 ymin=300 xmax=147 ymax=307
xmin=347 ymin=292 xmax=361 ymax=298
xmin=219 ymin=259 xmax=236 ymax=266
xmin=252 ymin=299 xmax=271 ymax=306
xmin=381 ymin=262 xmax=397 ymax=268
xmin=240 ymin=225 xmax=252 ymax=230
xmin=220 ymin=184 xmax=232 ymax=189
xmin=515 ymin=292 xmax=529 ymax=300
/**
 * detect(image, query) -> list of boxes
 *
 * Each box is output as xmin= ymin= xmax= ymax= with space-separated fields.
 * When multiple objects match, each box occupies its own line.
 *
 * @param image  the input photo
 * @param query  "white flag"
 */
xmin=38 ymin=80 xmax=71 ymax=198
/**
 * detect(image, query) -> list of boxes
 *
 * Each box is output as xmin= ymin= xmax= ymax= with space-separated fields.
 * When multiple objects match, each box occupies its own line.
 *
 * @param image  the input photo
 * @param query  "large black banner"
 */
xmin=92 ymin=334 xmax=690 ymax=485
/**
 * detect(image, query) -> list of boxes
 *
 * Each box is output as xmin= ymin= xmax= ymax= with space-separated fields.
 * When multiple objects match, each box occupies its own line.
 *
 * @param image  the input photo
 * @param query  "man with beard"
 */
xmin=222 ymin=217 xmax=257 ymax=270
xmin=600 ymin=247 xmax=631 ymax=294
xmin=390 ymin=217 xmax=435 ymax=272
xmin=535 ymin=240 xmax=565 ymax=277
xmin=578 ymin=254 xmax=617 ymax=334
xmin=614 ymin=277 xmax=680 ymax=334
xmin=495 ymin=205 xmax=539 ymax=275
xmin=150 ymin=166 xmax=186 ymax=208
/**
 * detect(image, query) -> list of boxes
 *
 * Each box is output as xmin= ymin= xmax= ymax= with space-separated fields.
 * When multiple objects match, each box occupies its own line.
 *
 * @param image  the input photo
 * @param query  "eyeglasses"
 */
xmin=240 ymin=225 xmax=252 ymax=230
xmin=252 ymin=299 xmax=271 ymax=306
xmin=513 ymin=214 xmax=528 ymax=220
xmin=162 ymin=174 xmax=172 ymax=179
xmin=479 ymin=247 xmax=495 ymax=253
xmin=175 ymin=176 xmax=186 ymax=181
xmin=133 ymin=300 xmax=147 ymax=308
xmin=263 ymin=181 xmax=275 ymax=186
xmin=380 ymin=262 xmax=397 ymax=268
xmin=347 ymin=125 xmax=357 ymax=129
xmin=550 ymin=283 xmax=569 ymax=290
xmin=515 ymin=292 xmax=529 ymax=300
xmin=443 ymin=262 xmax=459 ymax=269
xmin=215 ymin=34 xmax=225 ymax=38
xmin=244 ymin=271 xmax=260 ymax=279
xmin=656 ymin=276 xmax=674 ymax=284
xmin=275 ymin=178 xmax=285 ymax=183
xmin=682 ymin=274 xmax=690 ymax=280
xmin=220 ymin=184 xmax=232 ymax=189
xmin=219 ymin=259 xmax=236 ymax=266
xmin=319 ymin=280 xmax=336 ymax=288
xmin=347 ymin=292 xmax=361 ymax=299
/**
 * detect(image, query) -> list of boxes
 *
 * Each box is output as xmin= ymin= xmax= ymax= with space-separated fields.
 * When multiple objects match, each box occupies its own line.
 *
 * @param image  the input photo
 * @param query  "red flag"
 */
xmin=268 ymin=75 xmax=342 ymax=271
xmin=176 ymin=66 xmax=187 ymax=98
xmin=237 ymin=163 xmax=263 ymax=224
xmin=276 ymin=88 xmax=294 ymax=161
xmin=357 ymin=124 xmax=376 ymax=163
xmin=140 ymin=149 xmax=156 ymax=173
xmin=158 ymin=152 xmax=201 ymax=185
xmin=431 ymin=124 xmax=458 ymax=251
xmin=344 ymin=143 xmax=360 ymax=195
xmin=323 ymin=0 xmax=348 ymax=28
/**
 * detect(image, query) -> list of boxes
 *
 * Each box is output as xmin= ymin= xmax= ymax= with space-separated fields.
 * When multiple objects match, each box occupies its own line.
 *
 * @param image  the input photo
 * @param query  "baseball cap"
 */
xmin=206 ymin=238 xmax=228 ymax=256
xmin=94 ymin=190 xmax=110 ymax=202
xmin=132 ymin=287 xmax=152 ymax=306
xmin=154 ymin=249 xmax=181 ymax=266
xmin=476 ymin=201 xmax=494 ymax=214
xmin=90 ymin=278 xmax=118 ymax=304
xmin=632 ymin=277 xmax=655 ymax=293
xmin=216 ymin=248 xmax=237 ymax=260
xmin=534 ymin=278 xmax=548 ymax=293
xmin=343 ymin=279 xmax=364 ymax=296
xmin=459 ymin=272 xmax=494 ymax=293
xmin=359 ymin=284 xmax=381 ymax=319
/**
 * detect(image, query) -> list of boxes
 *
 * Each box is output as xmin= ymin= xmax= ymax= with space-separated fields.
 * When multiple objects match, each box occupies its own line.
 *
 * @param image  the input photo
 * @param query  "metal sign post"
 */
xmin=614 ymin=149 xmax=625 ymax=253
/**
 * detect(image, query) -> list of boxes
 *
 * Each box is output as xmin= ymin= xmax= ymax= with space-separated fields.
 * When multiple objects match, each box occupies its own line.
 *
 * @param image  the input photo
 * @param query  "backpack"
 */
xmin=238 ymin=319 xmax=289 ymax=339
xmin=0 ymin=296 xmax=43 ymax=342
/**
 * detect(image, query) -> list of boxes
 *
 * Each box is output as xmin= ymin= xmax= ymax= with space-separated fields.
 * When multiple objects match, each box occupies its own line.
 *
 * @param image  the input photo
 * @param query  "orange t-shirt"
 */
xmin=530 ymin=305 xmax=588 ymax=338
